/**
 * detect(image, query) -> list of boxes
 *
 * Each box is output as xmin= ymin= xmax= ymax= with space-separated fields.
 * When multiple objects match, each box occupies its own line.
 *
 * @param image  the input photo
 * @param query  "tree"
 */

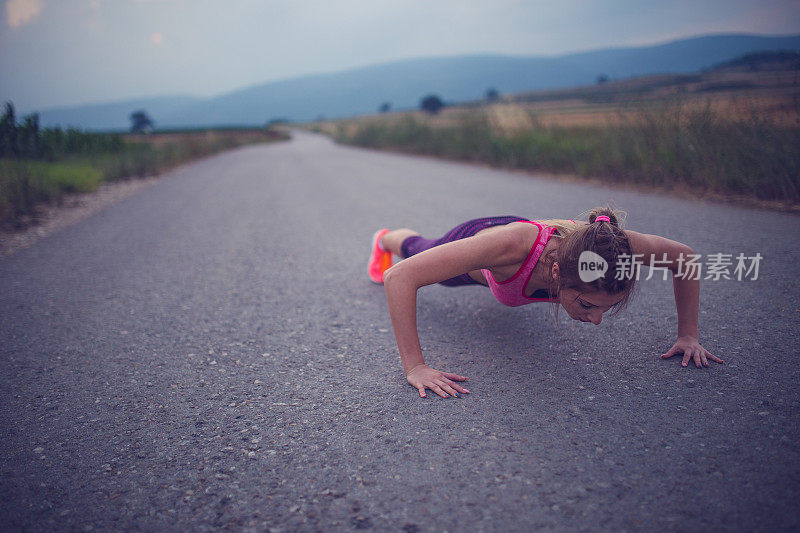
xmin=420 ymin=94 xmax=444 ymax=115
xmin=485 ymin=88 xmax=500 ymax=102
xmin=129 ymin=110 xmax=154 ymax=133
xmin=19 ymin=113 xmax=41 ymax=158
xmin=379 ymin=102 xmax=391 ymax=113
xmin=0 ymin=101 xmax=19 ymax=157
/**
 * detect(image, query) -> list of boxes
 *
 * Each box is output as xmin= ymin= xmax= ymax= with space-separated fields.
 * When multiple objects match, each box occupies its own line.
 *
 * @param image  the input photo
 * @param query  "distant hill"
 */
xmin=31 ymin=33 xmax=800 ymax=131
xmin=713 ymin=50 xmax=800 ymax=70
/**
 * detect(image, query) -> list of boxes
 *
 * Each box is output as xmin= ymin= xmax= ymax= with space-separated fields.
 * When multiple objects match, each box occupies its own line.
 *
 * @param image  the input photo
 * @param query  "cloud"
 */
xmin=6 ymin=0 xmax=42 ymax=27
xmin=151 ymin=31 xmax=163 ymax=45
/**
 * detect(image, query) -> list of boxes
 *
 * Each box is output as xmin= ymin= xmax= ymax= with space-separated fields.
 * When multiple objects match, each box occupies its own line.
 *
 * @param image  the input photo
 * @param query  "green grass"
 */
xmin=0 ymin=160 xmax=103 ymax=223
xmin=0 ymin=130 xmax=288 ymax=227
xmin=334 ymin=106 xmax=800 ymax=204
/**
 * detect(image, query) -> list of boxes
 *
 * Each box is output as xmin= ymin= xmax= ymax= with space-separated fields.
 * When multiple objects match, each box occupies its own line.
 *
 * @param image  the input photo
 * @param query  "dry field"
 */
xmin=315 ymin=61 xmax=799 ymax=136
xmin=316 ymin=59 xmax=800 ymax=209
xmin=122 ymin=128 xmax=287 ymax=147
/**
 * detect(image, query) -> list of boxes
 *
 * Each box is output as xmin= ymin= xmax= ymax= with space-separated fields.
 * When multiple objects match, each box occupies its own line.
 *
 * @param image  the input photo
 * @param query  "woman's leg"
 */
xmin=381 ymin=228 xmax=419 ymax=258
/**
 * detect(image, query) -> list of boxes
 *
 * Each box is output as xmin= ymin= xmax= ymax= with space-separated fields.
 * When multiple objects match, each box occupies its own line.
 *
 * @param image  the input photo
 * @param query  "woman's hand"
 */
xmin=661 ymin=336 xmax=723 ymax=368
xmin=406 ymin=364 xmax=470 ymax=398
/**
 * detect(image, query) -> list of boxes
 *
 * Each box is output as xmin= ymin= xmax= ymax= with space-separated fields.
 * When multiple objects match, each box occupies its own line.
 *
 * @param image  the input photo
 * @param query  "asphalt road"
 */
xmin=1 ymin=130 xmax=799 ymax=532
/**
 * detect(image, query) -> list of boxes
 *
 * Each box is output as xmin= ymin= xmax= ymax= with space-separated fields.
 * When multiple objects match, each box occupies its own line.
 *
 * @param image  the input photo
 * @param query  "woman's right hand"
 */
xmin=406 ymin=364 xmax=470 ymax=398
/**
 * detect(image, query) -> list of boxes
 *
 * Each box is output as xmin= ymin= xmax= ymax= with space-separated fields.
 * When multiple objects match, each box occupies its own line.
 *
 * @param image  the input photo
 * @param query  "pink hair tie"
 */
xmin=595 ymin=215 xmax=611 ymax=223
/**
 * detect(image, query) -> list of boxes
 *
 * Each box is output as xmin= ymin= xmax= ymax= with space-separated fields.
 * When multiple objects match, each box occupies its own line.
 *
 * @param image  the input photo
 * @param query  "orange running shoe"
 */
xmin=367 ymin=229 xmax=392 ymax=283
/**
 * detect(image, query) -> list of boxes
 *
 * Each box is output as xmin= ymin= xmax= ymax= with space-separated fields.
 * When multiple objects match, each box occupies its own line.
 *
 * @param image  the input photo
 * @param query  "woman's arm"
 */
xmin=627 ymin=230 xmax=723 ymax=368
xmin=383 ymin=225 xmax=532 ymax=397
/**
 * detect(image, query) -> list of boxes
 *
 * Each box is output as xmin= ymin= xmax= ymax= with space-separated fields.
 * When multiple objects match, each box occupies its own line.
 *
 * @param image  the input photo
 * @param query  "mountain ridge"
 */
xmin=30 ymin=33 xmax=800 ymax=131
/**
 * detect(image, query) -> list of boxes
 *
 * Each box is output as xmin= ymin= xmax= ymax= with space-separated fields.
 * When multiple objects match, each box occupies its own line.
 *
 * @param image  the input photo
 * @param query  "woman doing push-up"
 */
xmin=367 ymin=206 xmax=722 ymax=399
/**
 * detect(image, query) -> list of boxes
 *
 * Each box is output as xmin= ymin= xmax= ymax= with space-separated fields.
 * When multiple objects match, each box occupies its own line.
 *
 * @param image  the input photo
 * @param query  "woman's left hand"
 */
xmin=661 ymin=336 xmax=724 ymax=368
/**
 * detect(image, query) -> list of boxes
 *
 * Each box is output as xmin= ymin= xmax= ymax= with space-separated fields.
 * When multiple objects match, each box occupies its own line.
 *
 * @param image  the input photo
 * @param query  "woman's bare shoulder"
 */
xmin=492 ymin=221 xmax=540 ymax=260
xmin=467 ymin=221 xmax=535 ymax=263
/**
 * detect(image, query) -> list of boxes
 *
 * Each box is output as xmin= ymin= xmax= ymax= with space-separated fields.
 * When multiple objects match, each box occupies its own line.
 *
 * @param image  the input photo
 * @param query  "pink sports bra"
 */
xmin=481 ymin=221 xmax=559 ymax=307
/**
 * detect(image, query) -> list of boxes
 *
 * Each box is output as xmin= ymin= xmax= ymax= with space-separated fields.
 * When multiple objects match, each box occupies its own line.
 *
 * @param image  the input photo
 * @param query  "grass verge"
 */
xmin=1 ymin=129 xmax=288 ymax=228
xmin=332 ymin=105 xmax=800 ymax=208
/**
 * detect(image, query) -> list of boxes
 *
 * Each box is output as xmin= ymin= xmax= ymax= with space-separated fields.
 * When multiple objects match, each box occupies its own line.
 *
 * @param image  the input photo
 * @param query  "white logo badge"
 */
xmin=578 ymin=251 xmax=608 ymax=283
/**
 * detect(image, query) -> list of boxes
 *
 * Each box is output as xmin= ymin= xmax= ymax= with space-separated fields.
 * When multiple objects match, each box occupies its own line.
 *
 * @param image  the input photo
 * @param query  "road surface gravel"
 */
xmin=1 ymin=131 xmax=798 ymax=531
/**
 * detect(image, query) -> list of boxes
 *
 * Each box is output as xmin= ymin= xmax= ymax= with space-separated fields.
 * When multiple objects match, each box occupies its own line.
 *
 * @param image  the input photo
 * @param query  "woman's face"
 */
xmin=559 ymin=288 xmax=626 ymax=324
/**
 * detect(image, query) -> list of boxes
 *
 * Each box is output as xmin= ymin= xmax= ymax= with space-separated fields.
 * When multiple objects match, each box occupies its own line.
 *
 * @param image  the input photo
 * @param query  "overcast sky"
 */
xmin=2 ymin=0 xmax=799 ymax=113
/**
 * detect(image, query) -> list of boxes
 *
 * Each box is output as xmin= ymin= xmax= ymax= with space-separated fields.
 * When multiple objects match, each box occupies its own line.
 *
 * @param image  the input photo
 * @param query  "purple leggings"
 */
xmin=400 ymin=216 xmax=527 ymax=286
